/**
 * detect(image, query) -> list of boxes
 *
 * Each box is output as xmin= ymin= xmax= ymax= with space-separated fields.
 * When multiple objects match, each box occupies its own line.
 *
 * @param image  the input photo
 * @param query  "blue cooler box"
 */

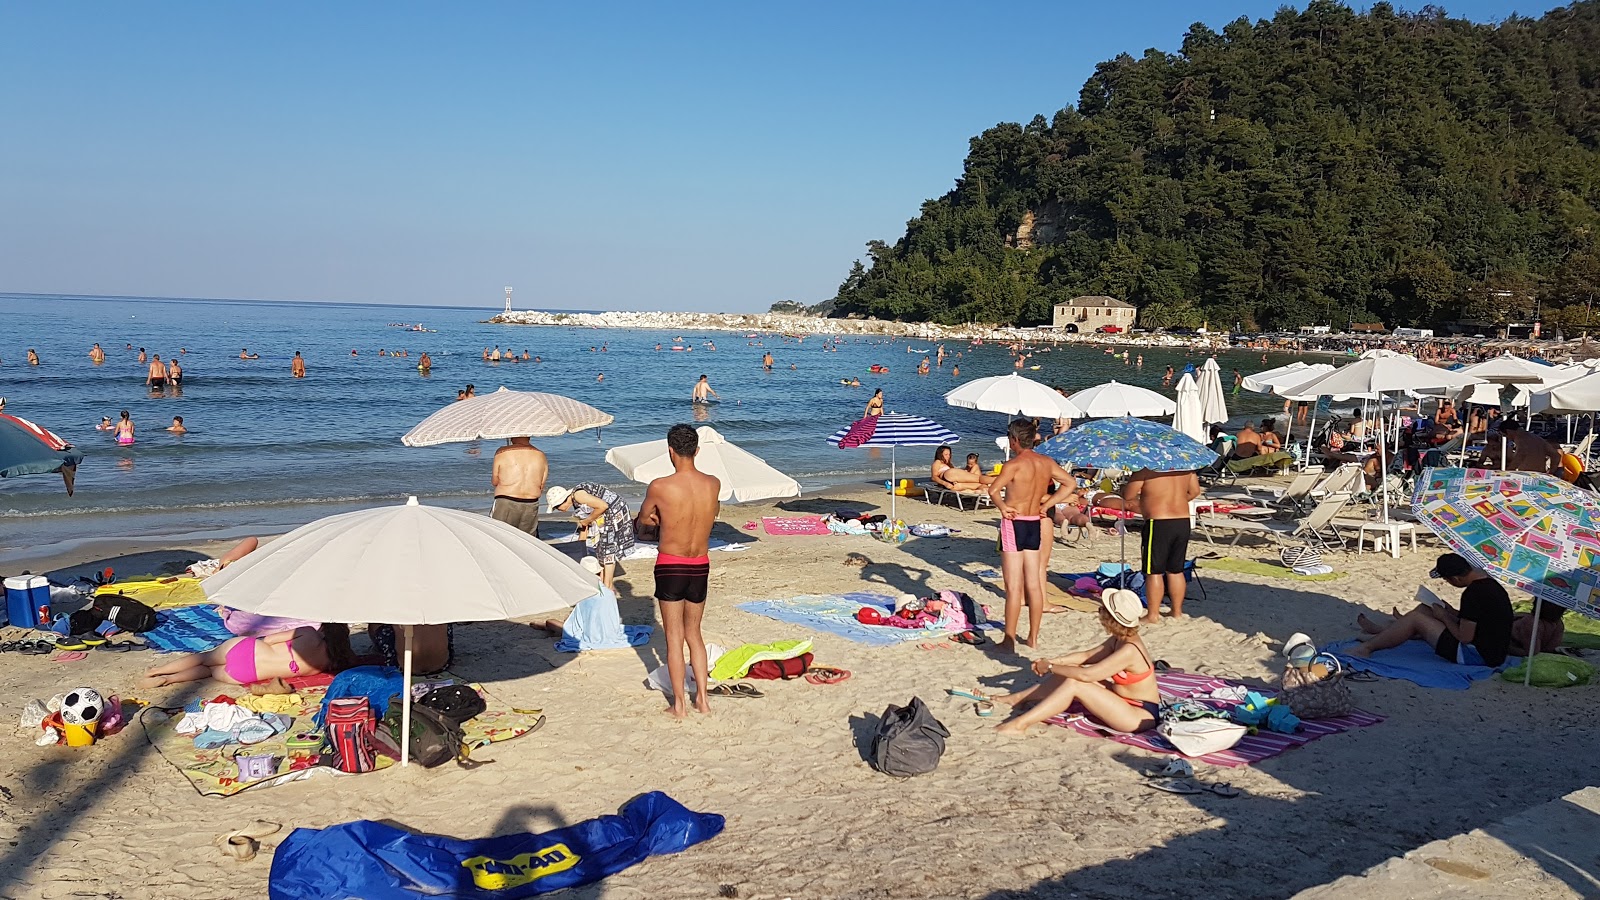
xmin=4 ymin=575 xmax=50 ymax=629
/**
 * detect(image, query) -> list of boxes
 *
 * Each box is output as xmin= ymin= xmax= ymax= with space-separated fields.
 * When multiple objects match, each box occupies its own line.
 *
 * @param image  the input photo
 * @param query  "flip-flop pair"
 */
xmin=707 ymin=683 xmax=764 ymax=698
xmin=1146 ymin=779 xmax=1241 ymax=798
xmin=803 ymin=666 xmax=850 ymax=685
xmin=919 ymin=641 xmax=953 ymax=651
xmin=1 ymin=640 xmax=56 ymax=655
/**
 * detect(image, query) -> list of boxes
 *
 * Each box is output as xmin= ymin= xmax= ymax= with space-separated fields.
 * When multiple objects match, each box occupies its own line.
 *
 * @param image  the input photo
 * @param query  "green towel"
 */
xmin=1500 ymin=653 xmax=1596 ymax=687
xmin=1203 ymin=556 xmax=1345 ymax=581
xmin=710 ymin=638 xmax=814 ymax=681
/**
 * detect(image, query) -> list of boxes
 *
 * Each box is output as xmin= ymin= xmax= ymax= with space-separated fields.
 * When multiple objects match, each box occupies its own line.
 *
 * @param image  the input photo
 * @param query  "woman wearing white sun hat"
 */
xmin=956 ymin=589 xmax=1161 ymax=736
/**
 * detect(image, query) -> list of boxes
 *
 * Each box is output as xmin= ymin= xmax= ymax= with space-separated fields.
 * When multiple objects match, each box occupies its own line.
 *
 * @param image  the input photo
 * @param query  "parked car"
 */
xmin=1096 ymin=325 xmax=1123 ymax=334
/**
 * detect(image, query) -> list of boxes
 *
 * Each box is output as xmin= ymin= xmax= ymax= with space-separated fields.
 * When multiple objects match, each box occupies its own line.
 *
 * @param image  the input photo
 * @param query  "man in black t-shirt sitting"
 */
xmin=1348 ymin=553 xmax=1513 ymax=667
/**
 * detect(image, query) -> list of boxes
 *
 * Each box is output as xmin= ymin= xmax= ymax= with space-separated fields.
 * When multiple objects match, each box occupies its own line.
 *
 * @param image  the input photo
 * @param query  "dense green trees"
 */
xmin=831 ymin=1 xmax=1600 ymax=331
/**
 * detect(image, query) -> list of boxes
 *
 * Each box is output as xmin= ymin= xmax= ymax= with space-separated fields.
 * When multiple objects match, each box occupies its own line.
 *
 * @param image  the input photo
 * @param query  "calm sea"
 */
xmin=0 ymin=294 xmax=1294 ymax=561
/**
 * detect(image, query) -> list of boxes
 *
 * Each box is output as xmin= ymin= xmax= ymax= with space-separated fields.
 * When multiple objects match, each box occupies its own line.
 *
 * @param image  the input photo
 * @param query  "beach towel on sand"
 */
xmin=737 ymin=593 xmax=994 ymax=647
xmin=761 ymin=516 xmax=833 ymax=536
xmin=709 ymin=639 xmax=814 ymax=681
xmin=143 ymin=605 xmax=235 ymax=653
xmin=1050 ymin=671 xmax=1382 ymax=767
xmin=268 ymin=792 xmax=723 ymax=900
xmin=1325 ymin=638 xmax=1503 ymax=691
xmin=95 ymin=576 xmax=208 ymax=610
xmin=554 ymin=588 xmax=653 ymax=652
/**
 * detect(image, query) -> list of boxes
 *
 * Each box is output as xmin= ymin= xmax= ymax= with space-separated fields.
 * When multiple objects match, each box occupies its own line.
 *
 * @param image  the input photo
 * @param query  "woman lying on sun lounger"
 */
xmin=931 ymin=445 xmax=993 ymax=490
xmin=978 ymin=590 xmax=1160 ymax=736
xmin=139 ymin=624 xmax=356 ymax=690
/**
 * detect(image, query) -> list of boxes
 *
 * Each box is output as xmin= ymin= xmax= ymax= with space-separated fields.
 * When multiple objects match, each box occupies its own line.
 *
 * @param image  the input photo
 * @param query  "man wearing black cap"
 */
xmin=1348 ymin=553 xmax=1513 ymax=666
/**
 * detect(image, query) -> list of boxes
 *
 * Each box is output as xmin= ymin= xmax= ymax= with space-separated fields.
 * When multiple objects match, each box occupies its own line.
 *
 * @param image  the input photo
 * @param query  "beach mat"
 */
xmin=94 ymin=576 xmax=208 ymax=609
xmin=737 ymin=592 xmax=989 ymax=646
xmin=761 ymin=516 xmax=832 ymax=536
xmin=1326 ymin=638 xmax=1501 ymax=690
xmin=1201 ymin=556 xmax=1345 ymax=582
xmin=141 ymin=675 xmax=546 ymax=797
xmin=1050 ymin=670 xmax=1383 ymax=768
xmin=144 ymin=604 xmax=234 ymax=654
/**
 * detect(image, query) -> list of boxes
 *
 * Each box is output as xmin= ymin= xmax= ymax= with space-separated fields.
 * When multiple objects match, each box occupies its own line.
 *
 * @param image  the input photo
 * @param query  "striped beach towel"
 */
xmin=143 ymin=604 xmax=234 ymax=654
xmin=1050 ymin=670 xmax=1383 ymax=768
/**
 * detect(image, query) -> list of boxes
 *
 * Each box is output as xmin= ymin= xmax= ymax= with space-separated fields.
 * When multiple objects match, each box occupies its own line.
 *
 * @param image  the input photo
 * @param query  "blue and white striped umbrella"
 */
xmin=828 ymin=413 xmax=960 ymax=518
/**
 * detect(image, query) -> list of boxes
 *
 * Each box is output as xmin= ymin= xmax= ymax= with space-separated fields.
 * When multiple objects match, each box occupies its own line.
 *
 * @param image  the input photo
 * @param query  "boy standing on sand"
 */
xmin=988 ymin=418 xmax=1078 ymax=653
xmin=635 ymin=424 xmax=722 ymax=719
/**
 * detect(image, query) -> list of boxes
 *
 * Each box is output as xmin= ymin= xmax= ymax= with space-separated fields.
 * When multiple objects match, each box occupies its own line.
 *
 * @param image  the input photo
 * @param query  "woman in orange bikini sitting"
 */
xmin=931 ymin=445 xmax=993 ymax=490
xmin=984 ymin=589 xmax=1159 ymax=735
xmin=139 ymin=624 xmax=355 ymax=689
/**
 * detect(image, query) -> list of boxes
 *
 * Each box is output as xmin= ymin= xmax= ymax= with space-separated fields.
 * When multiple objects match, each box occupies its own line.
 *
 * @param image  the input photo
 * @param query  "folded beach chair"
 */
xmin=1242 ymin=465 xmax=1324 ymax=513
xmin=1194 ymin=491 xmax=1352 ymax=550
xmin=917 ymin=480 xmax=993 ymax=512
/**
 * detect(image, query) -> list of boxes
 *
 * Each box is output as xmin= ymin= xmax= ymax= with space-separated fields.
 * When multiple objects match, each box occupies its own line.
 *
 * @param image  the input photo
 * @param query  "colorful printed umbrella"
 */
xmin=1036 ymin=416 xmax=1217 ymax=472
xmin=827 ymin=413 xmax=959 ymax=518
xmin=0 ymin=413 xmax=84 ymax=495
xmin=1412 ymin=467 xmax=1600 ymax=618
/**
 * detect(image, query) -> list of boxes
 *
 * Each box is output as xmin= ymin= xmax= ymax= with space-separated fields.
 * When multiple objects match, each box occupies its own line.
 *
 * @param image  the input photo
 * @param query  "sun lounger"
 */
xmin=1194 ymin=491 xmax=1352 ymax=550
xmin=918 ymin=480 xmax=993 ymax=511
xmin=1242 ymin=465 xmax=1324 ymax=513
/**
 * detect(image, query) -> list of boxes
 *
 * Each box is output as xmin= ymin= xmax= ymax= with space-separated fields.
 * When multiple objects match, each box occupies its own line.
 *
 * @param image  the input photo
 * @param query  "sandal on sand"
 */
xmin=803 ymin=667 xmax=850 ymax=685
xmin=53 ymin=636 xmax=88 ymax=652
xmin=975 ymin=700 xmax=996 ymax=717
xmin=1146 ymin=779 xmax=1203 ymax=795
xmin=708 ymin=683 xmax=765 ymax=698
xmin=20 ymin=640 xmax=55 ymax=656
xmin=53 ymin=651 xmax=89 ymax=662
xmin=1205 ymin=782 xmax=1242 ymax=798
xmin=1346 ymin=670 xmax=1381 ymax=682
xmin=947 ymin=688 xmax=990 ymax=702
xmin=1142 ymin=759 xmax=1193 ymax=779
xmin=918 ymin=642 xmax=952 ymax=651
xmin=951 ymin=630 xmax=989 ymax=646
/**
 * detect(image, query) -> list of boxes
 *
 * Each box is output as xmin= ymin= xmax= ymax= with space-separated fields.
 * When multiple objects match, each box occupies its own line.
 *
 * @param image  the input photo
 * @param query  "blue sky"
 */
xmin=0 ymin=1 xmax=1561 ymax=312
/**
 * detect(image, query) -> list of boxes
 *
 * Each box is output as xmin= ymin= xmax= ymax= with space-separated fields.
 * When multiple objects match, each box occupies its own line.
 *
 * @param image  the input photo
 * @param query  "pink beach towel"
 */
xmin=762 ymin=515 xmax=833 ymax=536
xmin=835 ymin=416 xmax=879 ymax=449
xmin=1049 ymin=671 xmax=1384 ymax=768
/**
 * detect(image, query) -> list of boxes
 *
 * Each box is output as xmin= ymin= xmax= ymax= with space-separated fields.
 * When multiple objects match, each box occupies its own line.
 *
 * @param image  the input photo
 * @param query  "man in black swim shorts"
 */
xmin=1122 ymin=466 xmax=1202 ymax=623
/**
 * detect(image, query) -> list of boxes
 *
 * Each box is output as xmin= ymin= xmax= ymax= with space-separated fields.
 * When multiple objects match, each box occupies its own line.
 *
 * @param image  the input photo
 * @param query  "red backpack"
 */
xmin=745 ymin=652 xmax=814 ymax=680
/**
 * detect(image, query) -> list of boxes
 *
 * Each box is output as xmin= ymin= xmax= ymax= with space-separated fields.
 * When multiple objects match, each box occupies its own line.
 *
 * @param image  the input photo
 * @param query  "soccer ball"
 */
xmin=59 ymin=688 xmax=103 ymax=726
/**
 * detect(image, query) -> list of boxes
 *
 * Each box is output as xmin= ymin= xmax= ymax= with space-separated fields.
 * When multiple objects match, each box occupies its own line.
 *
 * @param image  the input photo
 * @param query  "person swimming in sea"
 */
xmin=96 ymin=416 xmax=114 ymax=431
xmin=167 ymin=416 xmax=187 ymax=434
xmin=240 ymin=348 xmax=259 ymax=360
xmin=692 ymin=375 xmax=719 ymax=404
xmin=115 ymin=410 xmax=135 ymax=446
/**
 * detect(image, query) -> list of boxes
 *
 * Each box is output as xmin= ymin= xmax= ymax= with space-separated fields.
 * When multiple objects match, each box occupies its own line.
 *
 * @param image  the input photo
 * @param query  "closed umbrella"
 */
xmin=204 ymin=497 xmax=600 ymax=765
xmin=402 ymin=387 xmax=613 ymax=446
xmin=1197 ymin=358 xmax=1229 ymax=426
xmin=1067 ymin=381 xmax=1176 ymax=418
xmin=605 ymin=426 xmax=800 ymax=503
xmin=1171 ymin=374 xmax=1206 ymax=443
xmin=827 ymin=413 xmax=959 ymax=519
xmin=0 ymin=413 xmax=84 ymax=495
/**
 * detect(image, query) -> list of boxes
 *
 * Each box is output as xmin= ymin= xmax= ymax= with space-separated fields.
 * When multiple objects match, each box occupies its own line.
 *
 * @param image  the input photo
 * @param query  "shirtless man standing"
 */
xmin=291 ymin=352 xmax=306 ymax=378
xmin=1493 ymin=421 xmax=1562 ymax=474
xmin=1121 ymin=467 xmax=1202 ymax=623
xmin=146 ymin=354 xmax=167 ymax=389
xmin=762 ymin=351 xmax=774 ymax=372
xmin=988 ymin=418 xmax=1078 ymax=653
xmin=89 ymin=343 xmax=105 ymax=364
xmin=634 ymin=424 xmax=722 ymax=719
xmin=692 ymin=374 xmax=718 ymax=404
xmin=490 ymin=437 xmax=549 ymax=536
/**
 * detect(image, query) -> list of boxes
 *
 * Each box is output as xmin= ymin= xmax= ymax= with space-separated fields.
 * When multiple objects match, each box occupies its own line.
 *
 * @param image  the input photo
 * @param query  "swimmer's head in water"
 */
xmin=172 ymin=416 xmax=183 ymax=425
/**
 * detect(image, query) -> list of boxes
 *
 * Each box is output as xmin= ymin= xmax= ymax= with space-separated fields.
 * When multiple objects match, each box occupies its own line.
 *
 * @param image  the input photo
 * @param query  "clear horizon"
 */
xmin=1 ymin=1 xmax=1560 ymax=312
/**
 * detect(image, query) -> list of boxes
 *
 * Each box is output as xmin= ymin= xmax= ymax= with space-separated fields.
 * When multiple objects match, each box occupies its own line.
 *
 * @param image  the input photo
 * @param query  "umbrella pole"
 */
xmin=1304 ymin=407 xmax=1318 ymax=469
xmin=890 ymin=446 xmax=897 ymax=521
xmin=1379 ymin=403 xmax=1391 ymax=524
xmin=401 ymin=624 xmax=413 ymax=767
xmin=1525 ymin=597 xmax=1543 ymax=687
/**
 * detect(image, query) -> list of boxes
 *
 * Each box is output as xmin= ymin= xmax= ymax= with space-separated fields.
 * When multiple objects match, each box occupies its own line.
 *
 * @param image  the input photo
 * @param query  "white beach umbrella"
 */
xmin=401 ymin=387 xmax=613 ymax=446
xmin=1455 ymin=353 xmax=1551 ymax=385
xmin=1197 ymin=357 xmax=1229 ymax=426
xmin=1529 ymin=370 xmax=1600 ymax=416
xmin=1241 ymin=362 xmax=1309 ymax=394
xmin=605 ymin=426 xmax=800 ymax=503
xmin=204 ymin=497 xmax=600 ymax=765
xmin=943 ymin=372 xmax=1083 ymax=419
xmin=1067 ymin=381 xmax=1177 ymax=418
xmin=1171 ymin=373 xmax=1207 ymax=443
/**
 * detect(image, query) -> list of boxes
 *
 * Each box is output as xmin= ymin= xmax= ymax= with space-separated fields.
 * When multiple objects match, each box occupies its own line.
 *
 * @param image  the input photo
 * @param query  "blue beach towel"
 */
xmin=554 ymin=589 xmax=652 ymax=653
xmin=144 ymin=605 xmax=234 ymax=654
xmin=1326 ymin=638 xmax=1507 ymax=691
xmin=269 ymin=791 xmax=724 ymax=900
xmin=737 ymin=592 xmax=909 ymax=646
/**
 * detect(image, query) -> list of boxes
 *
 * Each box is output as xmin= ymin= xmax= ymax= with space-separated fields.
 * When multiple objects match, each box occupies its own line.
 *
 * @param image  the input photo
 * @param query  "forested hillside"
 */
xmin=831 ymin=1 xmax=1600 ymax=331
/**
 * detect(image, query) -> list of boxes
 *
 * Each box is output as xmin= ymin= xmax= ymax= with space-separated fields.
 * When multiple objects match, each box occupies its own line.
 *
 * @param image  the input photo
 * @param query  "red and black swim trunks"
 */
xmin=654 ymin=553 xmax=710 ymax=603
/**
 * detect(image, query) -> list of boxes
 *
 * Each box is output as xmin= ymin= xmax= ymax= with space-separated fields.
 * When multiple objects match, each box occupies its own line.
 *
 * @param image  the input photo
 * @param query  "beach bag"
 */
xmin=417 ymin=685 xmax=486 ymax=725
xmin=1157 ymin=717 xmax=1247 ymax=757
xmin=869 ymin=696 xmax=949 ymax=777
xmin=378 ymin=696 xmax=466 ymax=768
xmin=746 ymin=652 xmax=814 ymax=680
xmin=327 ymin=698 xmax=378 ymax=773
xmin=1279 ymin=546 xmax=1323 ymax=570
xmin=88 ymin=594 xmax=157 ymax=633
xmin=1280 ymin=654 xmax=1353 ymax=719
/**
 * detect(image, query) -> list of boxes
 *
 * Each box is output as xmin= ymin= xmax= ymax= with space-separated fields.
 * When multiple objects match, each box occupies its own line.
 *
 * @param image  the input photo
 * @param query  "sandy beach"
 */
xmin=2 ymin=483 xmax=1596 ymax=899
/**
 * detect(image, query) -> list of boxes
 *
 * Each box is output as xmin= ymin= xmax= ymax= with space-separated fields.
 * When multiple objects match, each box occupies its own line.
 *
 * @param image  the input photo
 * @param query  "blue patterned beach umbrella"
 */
xmin=827 ymin=413 xmax=960 ymax=518
xmin=1036 ymin=416 xmax=1217 ymax=472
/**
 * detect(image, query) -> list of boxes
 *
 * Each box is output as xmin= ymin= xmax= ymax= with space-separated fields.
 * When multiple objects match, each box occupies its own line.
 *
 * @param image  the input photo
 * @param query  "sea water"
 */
xmin=0 ymin=294 xmax=1293 ymax=561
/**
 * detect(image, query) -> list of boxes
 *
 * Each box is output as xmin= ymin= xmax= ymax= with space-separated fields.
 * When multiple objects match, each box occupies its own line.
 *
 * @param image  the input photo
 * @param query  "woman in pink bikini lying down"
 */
xmin=139 ymin=624 xmax=355 ymax=689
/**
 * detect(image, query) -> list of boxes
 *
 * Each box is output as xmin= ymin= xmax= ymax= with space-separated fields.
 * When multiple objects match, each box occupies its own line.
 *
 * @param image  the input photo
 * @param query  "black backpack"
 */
xmin=88 ymin=594 xmax=158 ymax=633
xmin=417 ymin=685 xmax=486 ymax=725
xmin=869 ymin=697 xmax=949 ymax=777
xmin=377 ymin=695 xmax=467 ymax=768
